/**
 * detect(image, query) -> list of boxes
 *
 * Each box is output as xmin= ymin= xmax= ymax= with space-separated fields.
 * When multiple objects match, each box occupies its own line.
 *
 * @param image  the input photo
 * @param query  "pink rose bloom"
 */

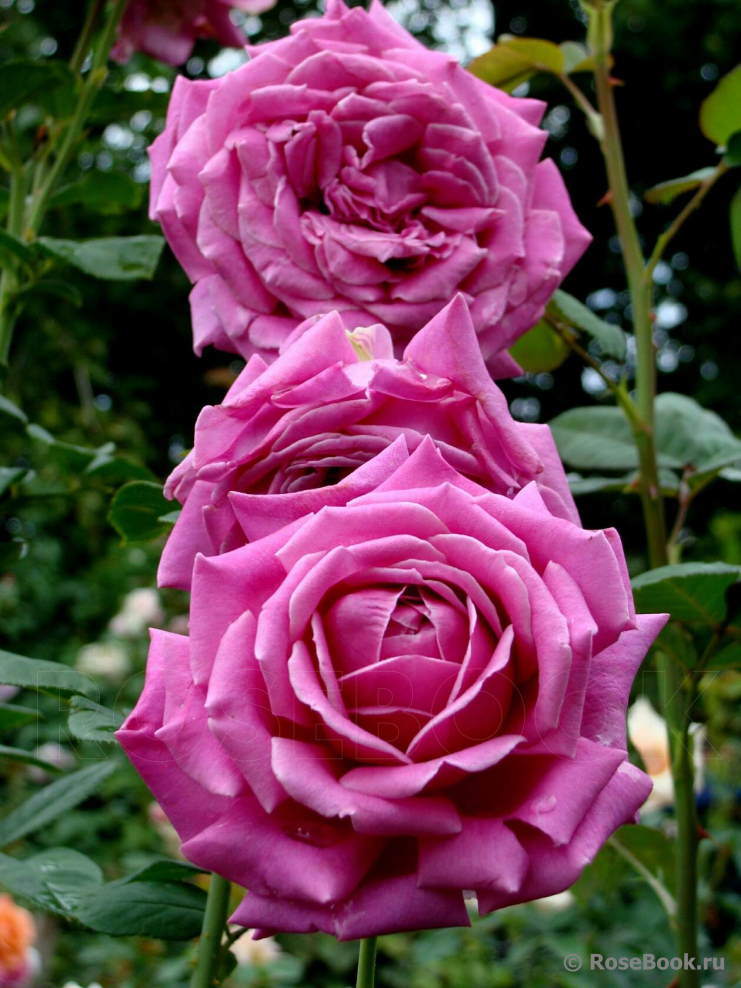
xmin=118 ymin=439 xmax=666 ymax=939
xmin=159 ymin=296 xmax=579 ymax=590
xmin=148 ymin=0 xmax=591 ymax=372
xmin=113 ymin=0 xmax=273 ymax=67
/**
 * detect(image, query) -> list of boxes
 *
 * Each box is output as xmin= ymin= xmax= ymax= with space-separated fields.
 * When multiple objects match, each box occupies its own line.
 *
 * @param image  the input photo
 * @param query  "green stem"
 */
xmin=590 ymin=0 xmax=667 ymax=570
xmin=646 ymin=161 xmax=729 ymax=282
xmin=191 ymin=873 xmax=231 ymax=988
xmin=588 ymin=4 xmax=698 ymax=985
xmin=0 ymin=164 xmax=27 ymax=375
xmin=356 ymin=937 xmax=378 ymax=988
xmin=69 ymin=0 xmax=108 ymax=75
xmin=657 ymin=645 xmax=699 ymax=987
xmin=26 ymin=0 xmax=128 ymax=236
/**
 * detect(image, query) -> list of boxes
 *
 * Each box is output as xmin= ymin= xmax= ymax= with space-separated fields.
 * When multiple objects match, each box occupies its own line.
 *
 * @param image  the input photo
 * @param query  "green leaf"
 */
xmin=550 ymin=393 xmax=741 ymax=477
xmin=121 ymin=858 xmax=207 ymax=884
xmin=26 ymin=424 xmax=115 ymax=471
xmin=654 ymin=393 xmax=741 ymax=481
xmin=37 ymin=236 xmax=166 ymax=282
xmin=632 ymin=562 xmax=741 ymax=624
xmin=0 ymin=395 xmax=28 ymax=425
xmin=706 ymin=642 xmax=741 ymax=670
xmin=468 ymin=36 xmax=565 ymax=92
xmin=108 ymin=481 xmax=172 ymax=544
xmin=559 ymin=40 xmax=593 ymax=74
xmin=0 ymin=703 xmax=38 ymax=731
xmin=0 ymin=229 xmax=35 ymax=272
xmin=568 ymin=469 xmax=679 ymax=497
xmin=0 ymin=761 xmax=115 ymax=848
xmin=700 ymin=63 xmax=741 ymax=146
xmin=644 ymin=167 xmax=717 ymax=205
xmin=731 ymin=183 xmax=741 ymax=270
xmin=606 ymin=825 xmax=676 ymax=917
xmin=0 ymin=467 xmax=27 ymax=497
xmin=549 ymin=407 xmax=647 ymax=472
xmin=0 ymin=745 xmax=64 ymax=773
xmin=0 ymin=60 xmax=79 ymax=120
xmin=50 ymin=171 xmax=144 ymax=215
xmin=75 ymin=880 xmax=207 ymax=940
xmin=0 ymin=848 xmax=102 ymax=916
xmin=67 ymin=699 xmax=124 ymax=744
xmin=85 ymin=455 xmax=157 ymax=485
xmin=18 ymin=279 xmax=83 ymax=308
xmin=548 ymin=290 xmax=627 ymax=360
xmin=0 ymin=648 xmax=97 ymax=698
xmin=726 ymin=131 xmax=741 ymax=167
xmin=0 ymin=541 xmax=25 ymax=568
xmin=508 ymin=318 xmax=570 ymax=373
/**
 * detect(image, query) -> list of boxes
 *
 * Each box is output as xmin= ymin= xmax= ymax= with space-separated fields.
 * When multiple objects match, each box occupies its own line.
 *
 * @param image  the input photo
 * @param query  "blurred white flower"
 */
xmin=166 ymin=614 xmax=190 ymax=636
xmin=628 ymin=697 xmax=705 ymax=812
xmin=27 ymin=743 xmax=76 ymax=783
xmin=533 ymin=890 xmax=576 ymax=912
xmin=229 ymin=929 xmax=281 ymax=967
xmin=75 ymin=642 xmax=131 ymax=682
xmin=109 ymin=588 xmax=163 ymax=638
xmin=0 ymin=686 xmax=19 ymax=703
xmin=61 ymin=983 xmax=103 ymax=988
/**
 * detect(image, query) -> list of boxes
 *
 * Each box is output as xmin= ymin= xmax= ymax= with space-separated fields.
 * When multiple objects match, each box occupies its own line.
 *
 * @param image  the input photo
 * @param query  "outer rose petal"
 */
xmin=230 ymin=872 xmax=470 ymax=940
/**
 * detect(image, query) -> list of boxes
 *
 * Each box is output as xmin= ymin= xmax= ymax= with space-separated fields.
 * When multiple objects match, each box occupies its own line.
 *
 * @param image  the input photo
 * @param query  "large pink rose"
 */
xmin=118 ymin=439 xmax=666 ymax=939
xmin=113 ymin=0 xmax=274 ymax=67
xmin=148 ymin=0 xmax=591 ymax=372
xmin=159 ymin=296 xmax=579 ymax=590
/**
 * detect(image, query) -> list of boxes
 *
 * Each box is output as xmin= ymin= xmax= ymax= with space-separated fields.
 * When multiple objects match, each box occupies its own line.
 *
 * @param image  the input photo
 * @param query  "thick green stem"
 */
xmin=657 ymin=644 xmax=699 ymax=987
xmin=356 ymin=937 xmax=378 ymax=988
xmin=588 ymin=4 xmax=698 ymax=984
xmin=190 ymin=873 xmax=231 ymax=988
xmin=590 ymin=0 xmax=667 ymax=569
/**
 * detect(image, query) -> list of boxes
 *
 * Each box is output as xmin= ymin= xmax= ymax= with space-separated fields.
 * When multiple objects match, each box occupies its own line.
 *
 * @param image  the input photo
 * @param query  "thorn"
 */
xmin=665 ymin=978 xmax=679 ymax=988
xmin=609 ymin=76 xmax=625 ymax=87
xmin=596 ymin=190 xmax=612 ymax=207
xmin=34 ymin=123 xmax=48 ymax=152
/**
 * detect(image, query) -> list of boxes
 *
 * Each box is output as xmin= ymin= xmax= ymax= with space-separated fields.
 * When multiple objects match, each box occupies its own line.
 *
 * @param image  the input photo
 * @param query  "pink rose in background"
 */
xmin=148 ymin=0 xmax=591 ymax=372
xmin=159 ymin=296 xmax=579 ymax=590
xmin=118 ymin=439 xmax=667 ymax=939
xmin=113 ymin=0 xmax=274 ymax=67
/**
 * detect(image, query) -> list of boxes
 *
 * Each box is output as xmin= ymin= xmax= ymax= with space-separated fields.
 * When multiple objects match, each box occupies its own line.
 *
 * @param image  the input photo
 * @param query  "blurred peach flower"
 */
xmin=0 ymin=895 xmax=36 ymax=988
xmin=628 ymin=697 xmax=705 ymax=813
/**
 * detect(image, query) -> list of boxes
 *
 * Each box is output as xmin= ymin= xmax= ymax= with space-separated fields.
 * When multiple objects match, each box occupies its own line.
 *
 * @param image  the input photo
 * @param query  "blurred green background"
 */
xmin=1 ymin=0 xmax=741 ymax=986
